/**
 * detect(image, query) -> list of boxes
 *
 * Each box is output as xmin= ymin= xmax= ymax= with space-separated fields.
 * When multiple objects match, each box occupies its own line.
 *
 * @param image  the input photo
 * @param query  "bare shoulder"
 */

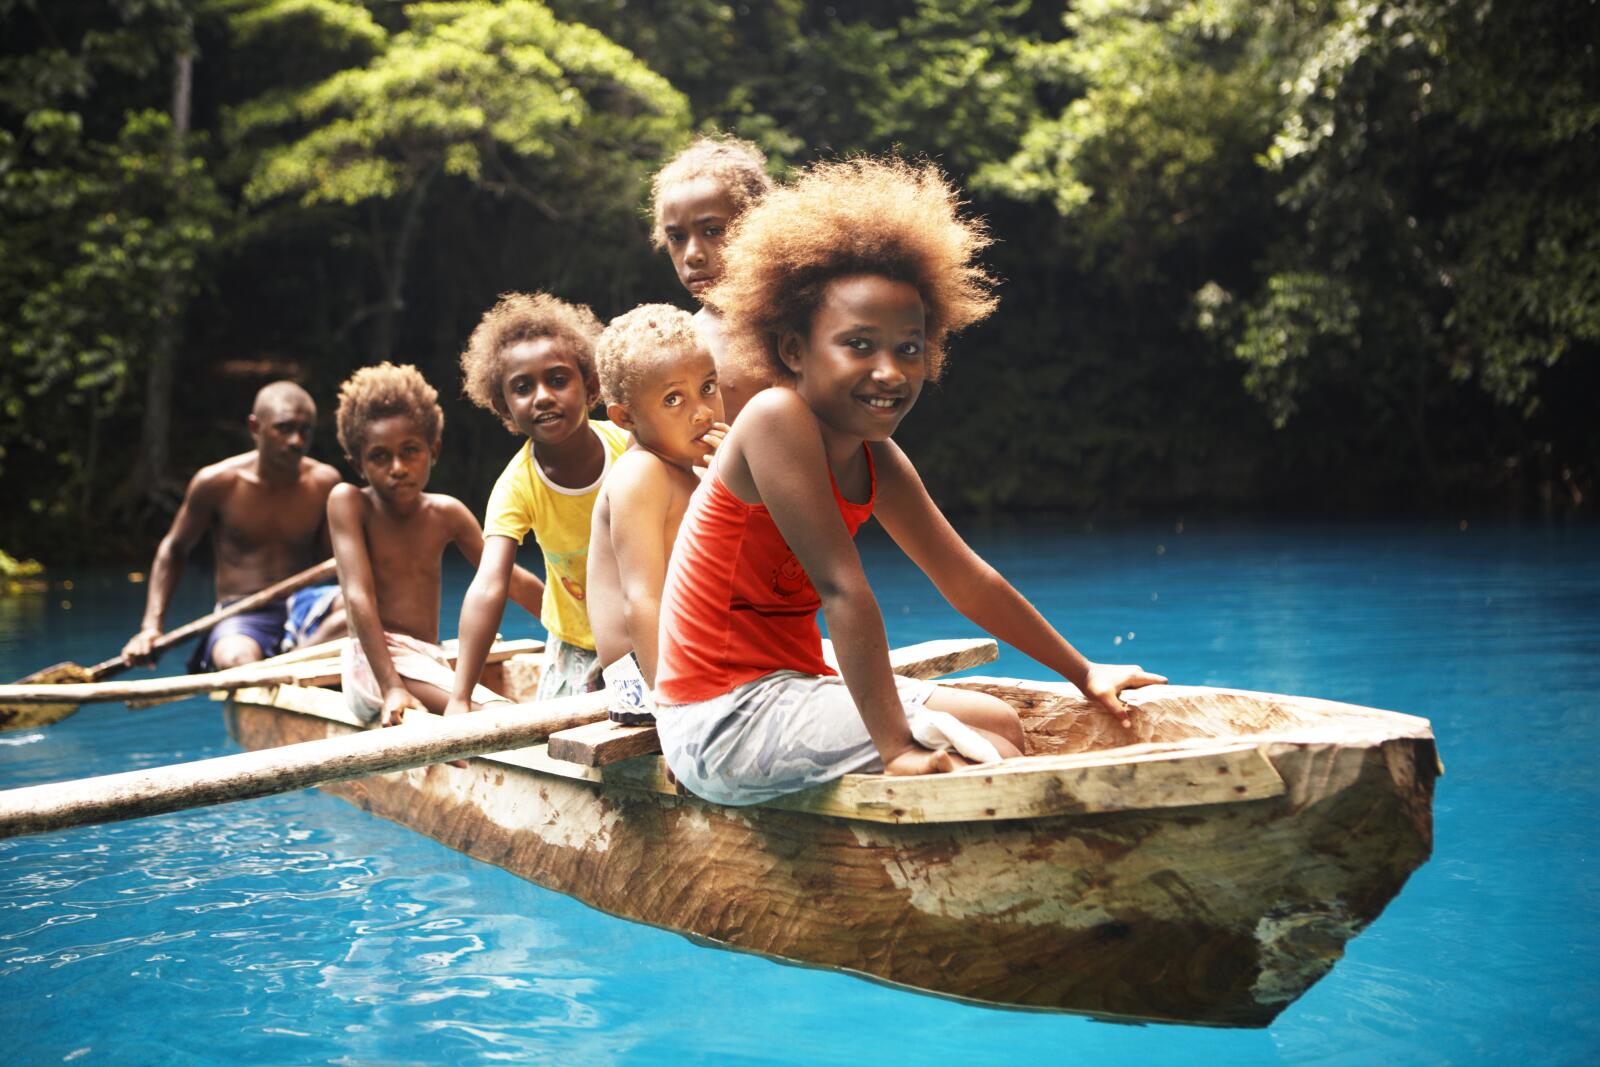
xmin=608 ymin=449 xmax=680 ymax=513
xmin=425 ymin=492 xmax=477 ymax=530
xmin=868 ymin=438 xmax=919 ymax=483
xmin=610 ymin=448 xmax=674 ymax=488
xmin=187 ymin=451 xmax=251 ymax=499
xmin=733 ymin=388 xmax=820 ymax=457
xmin=738 ymin=385 xmax=812 ymax=430
xmin=303 ymin=457 xmax=343 ymax=490
xmin=326 ymin=482 xmax=374 ymax=526
xmin=327 ymin=481 xmax=367 ymax=509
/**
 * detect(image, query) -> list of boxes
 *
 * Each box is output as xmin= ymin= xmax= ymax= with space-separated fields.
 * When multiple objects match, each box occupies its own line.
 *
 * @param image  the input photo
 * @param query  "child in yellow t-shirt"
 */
xmin=446 ymin=292 xmax=629 ymax=710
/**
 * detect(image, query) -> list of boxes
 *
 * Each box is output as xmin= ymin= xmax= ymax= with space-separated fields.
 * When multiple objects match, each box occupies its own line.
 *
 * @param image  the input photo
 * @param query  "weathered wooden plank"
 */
xmin=765 ymin=743 xmax=1286 ymax=823
xmin=547 ymin=719 xmax=660 ymax=766
xmin=277 ymin=638 xmax=544 ymax=691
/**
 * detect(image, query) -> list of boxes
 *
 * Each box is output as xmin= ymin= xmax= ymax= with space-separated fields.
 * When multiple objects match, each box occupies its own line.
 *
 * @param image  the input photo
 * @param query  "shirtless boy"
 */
xmin=586 ymin=305 xmax=727 ymax=722
xmin=122 ymin=381 xmax=345 ymax=671
xmin=328 ymin=363 xmax=543 ymax=725
xmin=652 ymin=133 xmax=774 ymax=421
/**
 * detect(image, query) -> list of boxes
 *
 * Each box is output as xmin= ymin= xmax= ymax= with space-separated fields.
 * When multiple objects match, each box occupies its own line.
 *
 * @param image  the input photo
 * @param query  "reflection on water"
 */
xmin=1 ymin=522 xmax=1597 ymax=1064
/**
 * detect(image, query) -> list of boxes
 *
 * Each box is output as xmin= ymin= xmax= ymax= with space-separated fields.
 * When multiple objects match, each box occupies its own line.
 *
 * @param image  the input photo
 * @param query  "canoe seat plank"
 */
xmin=547 ymin=719 xmax=660 ymax=766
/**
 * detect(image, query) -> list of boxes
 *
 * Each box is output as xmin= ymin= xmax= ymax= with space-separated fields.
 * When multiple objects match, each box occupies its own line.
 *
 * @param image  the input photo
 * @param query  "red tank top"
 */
xmin=655 ymin=446 xmax=877 ymax=704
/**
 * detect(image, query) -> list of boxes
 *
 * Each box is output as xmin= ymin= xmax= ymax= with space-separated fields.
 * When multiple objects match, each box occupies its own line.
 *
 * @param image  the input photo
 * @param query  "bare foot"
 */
xmin=884 ymin=745 xmax=974 ymax=776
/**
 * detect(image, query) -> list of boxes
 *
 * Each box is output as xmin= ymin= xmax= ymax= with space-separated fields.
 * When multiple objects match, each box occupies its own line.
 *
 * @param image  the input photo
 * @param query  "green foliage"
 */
xmin=237 ymin=1 xmax=688 ymax=211
xmin=977 ymin=0 xmax=1598 ymax=504
xmin=0 ymin=1 xmax=223 ymax=552
xmin=2 ymin=0 xmax=1595 ymax=559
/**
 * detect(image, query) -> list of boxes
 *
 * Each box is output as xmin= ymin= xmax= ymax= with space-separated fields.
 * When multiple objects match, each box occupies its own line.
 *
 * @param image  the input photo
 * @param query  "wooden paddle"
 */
xmin=0 ymin=688 xmax=614 ymax=838
xmin=0 ymin=558 xmax=338 ymax=731
xmin=0 ymin=636 xmax=543 ymax=711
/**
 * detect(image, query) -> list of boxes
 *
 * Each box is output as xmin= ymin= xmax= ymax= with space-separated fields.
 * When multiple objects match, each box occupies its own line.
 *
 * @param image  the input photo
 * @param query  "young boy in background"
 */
xmin=651 ymin=133 xmax=774 ymax=421
xmin=586 ymin=305 xmax=727 ymax=723
xmin=447 ymin=293 xmax=630 ymax=713
xmin=328 ymin=363 xmax=543 ymax=725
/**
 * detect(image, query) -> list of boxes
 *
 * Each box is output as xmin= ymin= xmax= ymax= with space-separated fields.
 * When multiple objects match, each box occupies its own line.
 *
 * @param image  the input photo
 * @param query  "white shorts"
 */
xmin=654 ymin=671 xmax=941 ymax=806
xmin=341 ymin=632 xmax=508 ymax=724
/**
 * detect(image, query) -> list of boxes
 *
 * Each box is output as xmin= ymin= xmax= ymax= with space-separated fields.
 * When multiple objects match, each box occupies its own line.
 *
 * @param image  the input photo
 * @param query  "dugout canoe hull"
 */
xmin=224 ymin=657 xmax=1437 ymax=1028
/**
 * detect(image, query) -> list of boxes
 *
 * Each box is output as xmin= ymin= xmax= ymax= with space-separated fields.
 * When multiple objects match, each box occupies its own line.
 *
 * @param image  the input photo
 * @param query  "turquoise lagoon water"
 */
xmin=1 ymin=520 xmax=1596 ymax=1065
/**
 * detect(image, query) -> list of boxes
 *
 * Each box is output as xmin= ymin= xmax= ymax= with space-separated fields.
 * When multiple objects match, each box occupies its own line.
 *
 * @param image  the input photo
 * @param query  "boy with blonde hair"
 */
xmin=587 ymin=304 xmax=727 ymax=722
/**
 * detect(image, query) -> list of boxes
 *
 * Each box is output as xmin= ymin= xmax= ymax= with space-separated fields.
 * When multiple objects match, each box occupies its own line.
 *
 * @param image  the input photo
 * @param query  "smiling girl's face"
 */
xmin=780 ymin=274 xmax=927 ymax=444
xmin=498 ymin=337 xmax=596 ymax=446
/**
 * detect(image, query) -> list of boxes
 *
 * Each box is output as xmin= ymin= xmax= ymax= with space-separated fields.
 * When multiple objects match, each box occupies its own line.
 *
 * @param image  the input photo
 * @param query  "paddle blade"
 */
xmin=13 ymin=662 xmax=96 ymax=687
xmin=0 ymin=663 xmax=94 ymax=730
xmin=0 ymin=699 xmax=79 ymax=730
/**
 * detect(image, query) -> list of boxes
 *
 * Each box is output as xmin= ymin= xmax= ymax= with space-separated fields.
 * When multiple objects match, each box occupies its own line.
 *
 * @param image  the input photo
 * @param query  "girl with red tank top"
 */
xmin=651 ymin=158 xmax=1165 ymax=807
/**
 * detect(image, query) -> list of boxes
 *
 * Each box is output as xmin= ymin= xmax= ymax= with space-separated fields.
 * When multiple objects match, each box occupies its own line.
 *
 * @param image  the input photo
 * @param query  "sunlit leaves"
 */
xmin=238 ymin=1 xmax=688 ymax=210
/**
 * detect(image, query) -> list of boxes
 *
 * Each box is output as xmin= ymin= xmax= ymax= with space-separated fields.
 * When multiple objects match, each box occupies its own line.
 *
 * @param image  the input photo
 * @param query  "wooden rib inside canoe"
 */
xmin=213 ymin=636 xmax=1436 ymax=1027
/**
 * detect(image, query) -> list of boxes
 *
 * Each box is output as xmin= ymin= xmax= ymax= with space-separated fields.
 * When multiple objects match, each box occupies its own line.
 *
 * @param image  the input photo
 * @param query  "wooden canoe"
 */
xmin=222 ymin=639 xmax=1438 ymax=1028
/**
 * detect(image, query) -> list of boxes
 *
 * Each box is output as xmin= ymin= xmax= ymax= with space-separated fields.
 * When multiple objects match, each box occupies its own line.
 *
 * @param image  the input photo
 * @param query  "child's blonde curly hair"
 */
xmin=705 ymin=157 xmax=996 ymax=385
xmin=335 ymin=362 xmax=443 ymax=458
xmin=460 ymin=292 xmax=603 ymax=433
xmin=595 ymin=304 xmax=705 ymax=407
xmin=650 ymin=133 xmax=773 ymax=249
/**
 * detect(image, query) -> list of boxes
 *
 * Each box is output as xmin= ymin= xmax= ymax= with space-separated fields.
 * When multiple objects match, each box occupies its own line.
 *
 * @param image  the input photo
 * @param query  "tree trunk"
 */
xmin=370 ymin=166 xmax=438 ymax=360
xmin=130 ymin=42 xmax=194 ymax=506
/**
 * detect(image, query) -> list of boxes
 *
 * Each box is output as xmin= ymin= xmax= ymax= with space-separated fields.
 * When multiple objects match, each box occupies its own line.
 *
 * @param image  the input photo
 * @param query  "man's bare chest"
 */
xmin=215 ymin=483 xmax=324 ymax=549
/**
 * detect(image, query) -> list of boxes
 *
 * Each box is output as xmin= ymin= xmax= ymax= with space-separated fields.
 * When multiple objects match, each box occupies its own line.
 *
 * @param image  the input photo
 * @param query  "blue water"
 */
xmin=2 ymin=520 xmax=1597 ymax=1065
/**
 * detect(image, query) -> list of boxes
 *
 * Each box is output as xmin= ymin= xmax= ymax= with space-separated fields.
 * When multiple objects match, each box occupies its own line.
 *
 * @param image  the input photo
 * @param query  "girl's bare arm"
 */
xmin=871 ymin=440 xmax=1165 ymax=724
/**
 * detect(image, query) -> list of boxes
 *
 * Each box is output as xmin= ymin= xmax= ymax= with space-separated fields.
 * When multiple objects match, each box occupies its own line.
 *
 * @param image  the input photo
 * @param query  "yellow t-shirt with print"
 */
xmin=483 ymin=420 xmax=630 ymax=650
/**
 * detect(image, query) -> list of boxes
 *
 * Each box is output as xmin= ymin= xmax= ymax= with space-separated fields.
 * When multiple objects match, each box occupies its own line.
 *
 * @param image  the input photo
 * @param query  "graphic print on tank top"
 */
xmin=770 ymin=553 xmax=807 ymax=598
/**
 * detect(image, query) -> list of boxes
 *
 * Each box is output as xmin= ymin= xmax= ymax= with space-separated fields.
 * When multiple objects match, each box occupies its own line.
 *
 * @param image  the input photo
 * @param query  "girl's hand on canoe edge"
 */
xmin=1082 ymin=663 xmax=1168 ymax=729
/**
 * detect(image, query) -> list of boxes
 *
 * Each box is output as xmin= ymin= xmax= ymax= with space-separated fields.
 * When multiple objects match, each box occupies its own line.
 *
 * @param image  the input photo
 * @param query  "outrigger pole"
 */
xmin=0 ymin=689 xmax=613 ymax=839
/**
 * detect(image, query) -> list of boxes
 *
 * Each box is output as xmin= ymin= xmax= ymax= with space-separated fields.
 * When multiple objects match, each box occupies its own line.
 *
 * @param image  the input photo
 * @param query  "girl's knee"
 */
xmin=927 ymin=686 xmax=1025 ymax=749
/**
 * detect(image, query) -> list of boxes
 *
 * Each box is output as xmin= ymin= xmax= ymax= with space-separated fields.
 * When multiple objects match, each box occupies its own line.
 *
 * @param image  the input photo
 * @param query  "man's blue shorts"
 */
xmin=187 ymin=583 xmax=340 ymax=671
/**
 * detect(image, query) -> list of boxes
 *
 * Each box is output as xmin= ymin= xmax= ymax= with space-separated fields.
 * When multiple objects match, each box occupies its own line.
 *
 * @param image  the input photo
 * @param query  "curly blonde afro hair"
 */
xmin=460 ymin=292 xmax=602 ymax=433
xmin=650 ymin=133 xmax=774 ymax=249
xmin=705 ymin=157 xmax=996 ymax=385
xmin=335 ymin=362 xmax=443 ymax=458
xmin=595 ymin=304 xmax=707 ymax=407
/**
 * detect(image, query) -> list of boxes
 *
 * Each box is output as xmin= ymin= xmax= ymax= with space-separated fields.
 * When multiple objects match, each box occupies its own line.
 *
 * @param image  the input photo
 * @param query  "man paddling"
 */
xmin=122 ymin=381 xmax=346 ymax=670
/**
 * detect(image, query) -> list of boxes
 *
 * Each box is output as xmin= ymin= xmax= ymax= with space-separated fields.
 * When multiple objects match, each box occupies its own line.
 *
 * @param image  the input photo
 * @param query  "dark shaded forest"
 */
xmin=2 ymin=0 xmax=1595 ymax=562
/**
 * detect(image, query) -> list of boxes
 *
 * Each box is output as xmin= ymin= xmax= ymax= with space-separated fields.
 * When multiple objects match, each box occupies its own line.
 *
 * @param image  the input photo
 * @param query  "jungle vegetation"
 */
xmin=1 ymin=0 xmax=1594 ymax=559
